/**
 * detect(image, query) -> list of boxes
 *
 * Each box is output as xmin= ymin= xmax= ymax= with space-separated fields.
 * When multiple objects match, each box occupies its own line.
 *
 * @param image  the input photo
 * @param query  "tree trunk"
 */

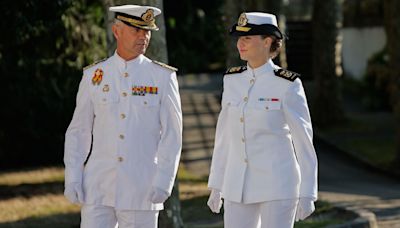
xmin=222 ymin=0 xmax=286 ymax=68
xmin=223 ymin=0 xmax=246 ymax=67
xmin=311 ymin=0 xmax=344 ymax=127
xmin=103 ymin=1 xmax=184 ymax=227
xmin=383 ymin=0 xmax=400 ymax=169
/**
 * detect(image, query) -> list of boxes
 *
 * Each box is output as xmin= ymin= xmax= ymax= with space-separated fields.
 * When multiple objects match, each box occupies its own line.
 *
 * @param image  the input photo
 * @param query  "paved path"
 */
xmin=178 ymin=74 xmax=400 ymax=227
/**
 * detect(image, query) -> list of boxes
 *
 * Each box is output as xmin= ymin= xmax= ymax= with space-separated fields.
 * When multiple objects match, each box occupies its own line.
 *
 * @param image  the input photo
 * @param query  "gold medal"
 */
xmin=92 ymin=68 xmax=103 ymax=85
xmin=102 ymin=84 xmax=110 ymax=92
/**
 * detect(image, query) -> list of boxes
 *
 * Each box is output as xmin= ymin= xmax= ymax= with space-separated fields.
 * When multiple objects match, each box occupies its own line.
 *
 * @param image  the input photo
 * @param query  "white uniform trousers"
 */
xmin=224 ymin=199 xmax=298 ymax=228
xmin=81 ymin=204 xmax=159 ymax=228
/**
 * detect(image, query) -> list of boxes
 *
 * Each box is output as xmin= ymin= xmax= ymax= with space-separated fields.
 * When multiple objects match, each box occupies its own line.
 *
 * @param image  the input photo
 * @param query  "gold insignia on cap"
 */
xmin=238 ymin=13 xmax=248 ymax=26
xmin=141 ymin=9 xmax=154 ymax=23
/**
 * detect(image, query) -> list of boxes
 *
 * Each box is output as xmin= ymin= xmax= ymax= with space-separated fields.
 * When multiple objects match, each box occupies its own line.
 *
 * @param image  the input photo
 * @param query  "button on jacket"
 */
xmin=208 ymin=60 xmax=318 ymax=204
xmin=64 ymin=53 xmax=182 ymax=210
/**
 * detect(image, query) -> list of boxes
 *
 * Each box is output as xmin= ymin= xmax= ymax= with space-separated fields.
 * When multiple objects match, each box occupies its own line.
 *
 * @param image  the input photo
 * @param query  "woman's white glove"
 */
xmin=207 ymin=189 xmax=223 ymax=213
xmin=295 ymin=198 xmax=315 ymax=221
xmin=150 ymin=187 xmax=169 ymax=204
xmin=64 ymin=182 xmax=84 ymax=204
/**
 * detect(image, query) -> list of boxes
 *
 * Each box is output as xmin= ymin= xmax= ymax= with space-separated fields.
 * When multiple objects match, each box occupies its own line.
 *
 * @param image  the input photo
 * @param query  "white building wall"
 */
xmin=342 ymin=27 xmax=386 ymax=80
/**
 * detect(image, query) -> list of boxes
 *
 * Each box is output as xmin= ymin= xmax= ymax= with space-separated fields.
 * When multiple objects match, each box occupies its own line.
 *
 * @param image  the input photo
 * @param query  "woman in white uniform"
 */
xmin=207 ymin=12 xmax=318 ymax=228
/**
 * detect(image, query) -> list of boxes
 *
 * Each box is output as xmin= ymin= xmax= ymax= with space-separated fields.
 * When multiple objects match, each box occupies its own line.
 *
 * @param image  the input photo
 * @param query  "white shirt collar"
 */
xmin=112 ymin=51 xmax=144 ymax=70
xmin=247 ymin=59 xmax=275 ymax=77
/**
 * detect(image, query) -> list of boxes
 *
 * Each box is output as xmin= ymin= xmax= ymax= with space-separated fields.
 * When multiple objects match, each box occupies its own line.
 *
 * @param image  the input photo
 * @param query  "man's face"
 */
xmin=113 ymin=22 xmax=151 ymax=59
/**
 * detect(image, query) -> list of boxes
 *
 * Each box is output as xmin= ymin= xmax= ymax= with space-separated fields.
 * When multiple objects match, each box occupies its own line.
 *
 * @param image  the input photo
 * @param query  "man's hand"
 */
xmin=295 ymin=198 xmax=315 ymax=221
xmin=150 ymin=187 xmax=169 ymax=204
xmin=207 ymin=189 xmax=223 ymax=213
xmin=64 ymin=182 xmax=84 ymax=204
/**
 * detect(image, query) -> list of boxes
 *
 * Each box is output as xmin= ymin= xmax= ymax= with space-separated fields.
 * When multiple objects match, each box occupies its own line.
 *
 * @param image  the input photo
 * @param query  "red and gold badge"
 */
xmin=92 ymin=68 xmax=103 ymax=85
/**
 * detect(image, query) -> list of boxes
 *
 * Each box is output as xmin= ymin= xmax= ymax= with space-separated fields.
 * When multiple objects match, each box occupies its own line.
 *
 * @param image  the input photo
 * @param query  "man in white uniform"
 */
xmin=207 ymin=12 xmax=318 ymax=228
xmin=64 ymin=5 xmax=182 ymax=228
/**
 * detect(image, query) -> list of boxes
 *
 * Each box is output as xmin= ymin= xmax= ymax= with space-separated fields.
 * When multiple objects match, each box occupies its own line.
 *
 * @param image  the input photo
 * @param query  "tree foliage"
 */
xmin=0 ymin=0 xmax=106 ymax=168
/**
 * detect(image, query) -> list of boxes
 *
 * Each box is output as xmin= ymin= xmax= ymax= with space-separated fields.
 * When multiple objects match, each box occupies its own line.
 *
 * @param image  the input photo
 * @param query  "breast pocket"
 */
xmin=94 ymin=93 xmax=119 ymax=105
xmin=221 ymin=100 xmax=241 ymax=109
xmin=256 ymin=100 xmax=282 ymax=111
xmin=253 ymin=98 xmax=282 ymax=111
xmin=91 ymin=89 xmax=120 ymax=118
xmin=247 ymin=98 xmax=286 ymax=133
xmin=131 ymin=97 xmax=160 ymax=108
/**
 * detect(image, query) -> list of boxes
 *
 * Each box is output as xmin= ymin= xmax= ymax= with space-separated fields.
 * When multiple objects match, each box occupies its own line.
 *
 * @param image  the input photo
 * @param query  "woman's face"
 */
xmin=237 ymin=35 xmax=271 ymax=65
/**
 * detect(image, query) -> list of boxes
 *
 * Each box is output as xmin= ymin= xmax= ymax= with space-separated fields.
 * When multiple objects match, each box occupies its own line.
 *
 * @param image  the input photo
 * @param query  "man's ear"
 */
xmin=112 ymin=24 xmax=120 ymax=40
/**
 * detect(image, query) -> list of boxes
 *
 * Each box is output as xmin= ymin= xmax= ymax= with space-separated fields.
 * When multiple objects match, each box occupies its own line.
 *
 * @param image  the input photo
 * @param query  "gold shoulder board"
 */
xmin=274 ymin=69 xmax=300 ymax=82
xmin=152 ymin=60 xmax=178 ymax=71
xmin=83 ymin=58 xmax=107 ymax=71
xmin=224 ymin=66 xmax=247 ymax=75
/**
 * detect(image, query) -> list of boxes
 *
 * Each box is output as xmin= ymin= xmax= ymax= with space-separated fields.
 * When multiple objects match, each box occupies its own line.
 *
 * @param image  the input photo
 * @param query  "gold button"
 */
xmin=122 ymin=92 xmax=127 ymax=97
xmin=124 ymin=72 xmax=129 ymax=77
xmin=243 ymin=97 xmax=248 ymax=102
xmin=144 ymin=101 xmax=148 ymax=105
xmin=241 ymin=137 xmax=245 ymax=143
xmin=240 ymin=117 xmax=244 ymax=123
xmin=121 ymin=114 xmax=126 ymax=119
xmin=119 ymin=134 xmax=124 ymax=139
xmin=118 ymin=157 xmax=123 ymax=162
xmin=250 ymin=79 xmax=255 ymax=84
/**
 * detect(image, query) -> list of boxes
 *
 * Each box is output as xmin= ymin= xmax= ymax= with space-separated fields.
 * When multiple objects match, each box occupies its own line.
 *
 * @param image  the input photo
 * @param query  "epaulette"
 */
xmin=224 ymin=66 xmax=247 ymax=75
xmin=274 ymin=69 xmax=300 ymax=82
xmin=83 ymin=58 xmax=107 ymax=71
xmin=152 ymin=60 xmax=178 ymax=71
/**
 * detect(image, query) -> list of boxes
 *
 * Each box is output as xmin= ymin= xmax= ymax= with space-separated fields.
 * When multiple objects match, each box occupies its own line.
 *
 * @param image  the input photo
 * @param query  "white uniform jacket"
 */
xmin=208 ymin=60 xmax=318 ymax=204
xmin=64 ymin=53 xmax=182 ymax=210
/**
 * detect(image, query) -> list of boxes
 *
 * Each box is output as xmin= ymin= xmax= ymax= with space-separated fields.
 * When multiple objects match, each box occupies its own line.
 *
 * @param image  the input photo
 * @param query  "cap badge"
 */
xmin=238 ymin=13 xmax=248 ymax=26
xmin=92 ymin=68 xmax=103 ymax=85
xmin=141 ymin=9 xmax=154 ymax=23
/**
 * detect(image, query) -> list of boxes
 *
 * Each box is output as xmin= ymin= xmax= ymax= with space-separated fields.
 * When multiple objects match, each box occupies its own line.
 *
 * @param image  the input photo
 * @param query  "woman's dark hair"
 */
xmin=261 ymin=35 xmax=282 ymax=58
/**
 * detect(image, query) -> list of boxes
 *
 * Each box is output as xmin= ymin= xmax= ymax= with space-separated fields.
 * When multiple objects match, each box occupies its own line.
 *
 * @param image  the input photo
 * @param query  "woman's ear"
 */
xmin=264 ymin=36 xmax=273 ymax=48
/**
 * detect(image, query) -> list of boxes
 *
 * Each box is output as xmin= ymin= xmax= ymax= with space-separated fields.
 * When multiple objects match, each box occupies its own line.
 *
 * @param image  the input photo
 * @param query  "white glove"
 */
xmin=295 ymin=198 xmax=315 ymax=221
xmin=150 ymin=187 xmax=169 ymax=204
xmin=207 ymin=189 xmax=222 ymax=213
xmin=64 ymin=182 xmax=84 ymax=204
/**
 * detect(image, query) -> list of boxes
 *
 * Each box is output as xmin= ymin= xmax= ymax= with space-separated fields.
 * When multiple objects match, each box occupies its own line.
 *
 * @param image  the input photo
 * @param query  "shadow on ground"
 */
xmin=0 ymin=212 xmax=80 ymax=228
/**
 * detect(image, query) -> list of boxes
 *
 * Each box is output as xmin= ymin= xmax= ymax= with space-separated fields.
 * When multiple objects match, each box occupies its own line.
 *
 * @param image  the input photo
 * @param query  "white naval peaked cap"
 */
xmin=230 ymin=12 xmax=284 ymax=39
xmin=245 ymin=12 xmax=278 ymax=26
xmin=109 ymin=5 xmax=162 ymax=31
